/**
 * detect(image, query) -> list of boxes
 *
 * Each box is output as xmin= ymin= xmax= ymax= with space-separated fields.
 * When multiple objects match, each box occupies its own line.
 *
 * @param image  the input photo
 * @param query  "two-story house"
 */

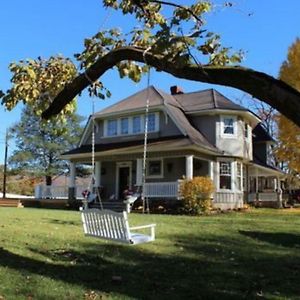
xmin=58 ymin=86 xmax=284 ymax=209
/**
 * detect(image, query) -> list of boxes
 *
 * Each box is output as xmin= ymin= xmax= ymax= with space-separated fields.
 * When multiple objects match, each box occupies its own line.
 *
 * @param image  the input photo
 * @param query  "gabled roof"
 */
xmin=94 ymin=86 xmax=164 ymax=117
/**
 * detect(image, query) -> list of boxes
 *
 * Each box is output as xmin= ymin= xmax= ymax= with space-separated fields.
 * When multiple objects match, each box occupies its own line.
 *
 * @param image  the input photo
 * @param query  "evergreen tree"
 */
xmin=9 ymin=106 xmax=84 ymax=185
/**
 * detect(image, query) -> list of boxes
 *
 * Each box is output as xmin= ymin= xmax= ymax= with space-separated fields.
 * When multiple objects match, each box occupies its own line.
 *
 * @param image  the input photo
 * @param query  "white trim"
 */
xmin=216 ymin=158 xmax=234 ymax=192
xmin=220 ymin=115 xmax=237 ymax=138
xmin=146 ymin=158 xmax=164 ymax=179
xmin=115 ymin=162 xmax=132 ymax=200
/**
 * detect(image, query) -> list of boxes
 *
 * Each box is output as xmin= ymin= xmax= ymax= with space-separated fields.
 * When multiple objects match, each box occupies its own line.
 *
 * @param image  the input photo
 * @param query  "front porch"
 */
xmin=35 ymin=154 xmax=253 ymax=210
xmin=247 ymin=164 xmax=283 ymax=207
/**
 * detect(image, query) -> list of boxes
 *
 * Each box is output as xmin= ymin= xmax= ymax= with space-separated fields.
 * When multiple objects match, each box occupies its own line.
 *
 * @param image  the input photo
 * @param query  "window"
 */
xmin=236 ymin=162 xmax=242 ymax=191
xmin=107 ymin=119 xmax=117 ymax=136
xmin=147 ymin=159 xmax=163 ymax=177
xmin=244 ymin=123 xmax=248 ymax=138
xmin=219 ymin=161 xmax=232 ymax=190
xmin=147 ymin=113 xmax=156 ymax=132
xmin=105 ymin=113 xmax=158 ymax=137
xmin=121 ymin=118 xmax=129 ymax=135
xmin=221 ymin=116 xmax=236 ymax=137
xmin=132 ymin=116 xmax=141 ymax=133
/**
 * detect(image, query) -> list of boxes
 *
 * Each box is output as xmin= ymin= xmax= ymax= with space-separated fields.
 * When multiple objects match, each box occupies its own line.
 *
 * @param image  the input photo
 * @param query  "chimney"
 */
xmin=170 ymin=85 xmax=184 ymax=95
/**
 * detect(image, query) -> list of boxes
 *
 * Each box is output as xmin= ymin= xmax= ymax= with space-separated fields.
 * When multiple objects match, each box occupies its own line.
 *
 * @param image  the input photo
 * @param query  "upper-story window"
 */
xmin=105 ymin=112 xmax=158 ymax=137
xmin=221 ymin=115 xmax=237 ymax=137
xmin=121 ymin=118 xmax=129 ymax=135
xmin=244 ymin=123 xmax=249 ymax=138
xmin=107 ymin=119 xmax=117 ymax=136
xmin=133 ymin=116 xmax=142 ymax=134
xmin=147 ymin=113 xmax=156 ymax=132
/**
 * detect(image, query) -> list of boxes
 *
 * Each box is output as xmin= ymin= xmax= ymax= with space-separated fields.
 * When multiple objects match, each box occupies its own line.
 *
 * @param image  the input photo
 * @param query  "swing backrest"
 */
xmin=81 ymin=209 xmax=131 ymax=243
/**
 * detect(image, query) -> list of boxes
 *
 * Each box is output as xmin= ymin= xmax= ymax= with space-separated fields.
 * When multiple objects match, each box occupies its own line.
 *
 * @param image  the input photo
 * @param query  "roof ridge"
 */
xmin=212 ymin=89 xmax=218 ymax=109
xmin=94 ymin=85 xmax=156 ymax=116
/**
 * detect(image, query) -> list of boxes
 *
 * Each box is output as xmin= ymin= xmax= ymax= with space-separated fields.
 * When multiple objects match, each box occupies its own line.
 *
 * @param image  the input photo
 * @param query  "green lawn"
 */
xmin=0 ymin=208 xmax=299 ymax=299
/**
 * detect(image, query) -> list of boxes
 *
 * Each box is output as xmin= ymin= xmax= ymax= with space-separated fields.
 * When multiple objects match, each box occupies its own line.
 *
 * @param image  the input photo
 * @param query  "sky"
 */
xmin=0 ymin=0 xmax=299 ymax=162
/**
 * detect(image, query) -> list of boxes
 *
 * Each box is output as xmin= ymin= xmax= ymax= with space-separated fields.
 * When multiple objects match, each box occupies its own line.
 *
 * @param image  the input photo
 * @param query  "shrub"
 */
xmin=179 ymin=176 xmax=215 ymax=215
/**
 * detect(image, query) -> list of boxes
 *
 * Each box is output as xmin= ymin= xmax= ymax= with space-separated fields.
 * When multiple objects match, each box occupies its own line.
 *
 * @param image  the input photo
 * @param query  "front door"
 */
xmin=118 ymin=166 xmax=130 ymax=199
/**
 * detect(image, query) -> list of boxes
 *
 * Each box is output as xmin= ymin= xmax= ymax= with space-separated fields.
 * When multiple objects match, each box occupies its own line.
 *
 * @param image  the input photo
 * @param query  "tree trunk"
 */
xmin=46 ymin=175 xmax=52 ymax=186
xmin=42 ymin=46 xmax=300 ymax=127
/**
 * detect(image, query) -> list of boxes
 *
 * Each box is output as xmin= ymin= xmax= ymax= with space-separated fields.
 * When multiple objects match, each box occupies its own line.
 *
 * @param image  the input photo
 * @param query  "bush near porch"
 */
xmin=179 ymin=176 xmax=215 ymax=215
xmin=0 ymin=208 xmax=299 ymax=299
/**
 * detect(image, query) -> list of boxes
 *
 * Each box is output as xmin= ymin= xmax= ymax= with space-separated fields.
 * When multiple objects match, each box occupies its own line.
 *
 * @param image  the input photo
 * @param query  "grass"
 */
xmin=0 ymin=208 xmax=299 ymax=299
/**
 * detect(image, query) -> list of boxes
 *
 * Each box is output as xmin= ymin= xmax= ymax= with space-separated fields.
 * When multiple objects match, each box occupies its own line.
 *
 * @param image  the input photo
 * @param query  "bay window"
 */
xmin=219 ymin=161 xmax=232 ymax=190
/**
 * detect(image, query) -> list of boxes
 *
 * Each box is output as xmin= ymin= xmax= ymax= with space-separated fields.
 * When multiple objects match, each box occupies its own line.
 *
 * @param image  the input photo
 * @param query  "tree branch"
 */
xmin=42 ymin=46 xmax=300 ymax=127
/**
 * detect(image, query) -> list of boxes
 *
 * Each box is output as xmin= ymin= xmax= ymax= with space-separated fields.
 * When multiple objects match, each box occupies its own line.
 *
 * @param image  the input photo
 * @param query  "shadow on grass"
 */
xmin=0 ymin=231 xmax=300 ymax=299
xmin=44 ymin=218 xmax=81 ymax=226
xmin=239 ymin=230 xmax=300 ymax=248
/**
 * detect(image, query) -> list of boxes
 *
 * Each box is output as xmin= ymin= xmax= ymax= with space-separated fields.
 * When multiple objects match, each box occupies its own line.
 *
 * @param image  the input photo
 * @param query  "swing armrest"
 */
xmin=130 ymin=224 xmax=156 ymax=240
xmin=130 ymin=224 xmax=156 ymax=230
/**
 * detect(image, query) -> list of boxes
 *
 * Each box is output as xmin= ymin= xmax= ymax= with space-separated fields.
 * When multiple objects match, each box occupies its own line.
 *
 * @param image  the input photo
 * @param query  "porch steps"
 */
xmin=90 ymin=201 xmax=125 ymax=212
xmin=0 ymin=198 xmax=24 ymax=208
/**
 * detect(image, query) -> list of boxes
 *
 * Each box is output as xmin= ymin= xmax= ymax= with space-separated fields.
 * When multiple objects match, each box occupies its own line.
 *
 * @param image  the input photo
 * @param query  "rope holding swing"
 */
xmin=82 ymin=76 xmax=103 ymax=210
xmin=141 ymin=48 xmax=152 ymax=214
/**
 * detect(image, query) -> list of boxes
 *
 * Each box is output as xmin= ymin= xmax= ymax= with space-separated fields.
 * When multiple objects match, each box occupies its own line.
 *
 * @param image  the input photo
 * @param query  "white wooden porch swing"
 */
xmin=80 ymin=55 xmax=156 ymax=245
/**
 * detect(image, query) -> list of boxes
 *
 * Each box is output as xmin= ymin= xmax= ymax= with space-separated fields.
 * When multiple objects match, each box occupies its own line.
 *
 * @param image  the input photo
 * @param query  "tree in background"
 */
xmin=277 ymin=38 xmax=300 ymax=187
xmin=1 ymin=1 xmax=300 ymax=127
xmin=9 ymin=106 xmax=84 ymax=186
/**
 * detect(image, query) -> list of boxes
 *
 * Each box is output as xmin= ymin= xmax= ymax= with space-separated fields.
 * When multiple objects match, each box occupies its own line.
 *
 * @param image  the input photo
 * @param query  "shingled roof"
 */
xmin=173 ymin=89 xmax=248 ymax=112
xmin=69 ymin=86 xmax=258 ymax=158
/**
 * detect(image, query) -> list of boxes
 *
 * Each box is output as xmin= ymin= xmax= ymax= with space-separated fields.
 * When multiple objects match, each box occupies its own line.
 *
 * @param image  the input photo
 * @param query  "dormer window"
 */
xmin=107 ymin=119 xmax=117 ymax=136
xmin=104 ymin=112 xmax=159 ymax=137
xmin=121 ymin=118 xmax=129 ymax=134
xmin=147 ymin=113 xmax=156 ymax=132
xmin=133 ymin=116 xmax=142 ymax=133
xmin=221 ymin=115 xmax=237 ymax=137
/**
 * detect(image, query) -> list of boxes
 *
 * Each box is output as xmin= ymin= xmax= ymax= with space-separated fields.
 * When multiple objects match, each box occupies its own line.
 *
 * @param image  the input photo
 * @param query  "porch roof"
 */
xmin=249 ymin=155 xmax=285 ymax=177
xmin=61 ymin=135 xmax=221 ymax=160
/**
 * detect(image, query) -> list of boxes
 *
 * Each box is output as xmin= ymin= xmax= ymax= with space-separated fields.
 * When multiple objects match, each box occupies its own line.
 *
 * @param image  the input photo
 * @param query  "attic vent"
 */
xmin=170 ymin=85 xmax=184 ymax=95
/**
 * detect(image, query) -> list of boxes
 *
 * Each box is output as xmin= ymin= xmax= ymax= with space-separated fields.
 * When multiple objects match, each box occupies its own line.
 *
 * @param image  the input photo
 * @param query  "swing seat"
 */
xmin=80 ymin=208 xmax=156 ymax=245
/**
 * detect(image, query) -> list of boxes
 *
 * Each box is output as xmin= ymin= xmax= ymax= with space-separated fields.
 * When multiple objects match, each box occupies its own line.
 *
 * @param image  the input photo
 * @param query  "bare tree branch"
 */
xmin=42 ymin=46 xmax=300 ymax=127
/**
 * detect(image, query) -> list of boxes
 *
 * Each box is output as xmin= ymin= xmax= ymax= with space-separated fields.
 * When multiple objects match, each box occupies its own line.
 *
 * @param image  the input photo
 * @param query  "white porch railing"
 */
xmin=35 ymin=185 xmax=86 ymax=199
xmin=143 ymin=181 xmax=180 ymax=198
xmin=248 ymin=192 xmax=278 ymax=202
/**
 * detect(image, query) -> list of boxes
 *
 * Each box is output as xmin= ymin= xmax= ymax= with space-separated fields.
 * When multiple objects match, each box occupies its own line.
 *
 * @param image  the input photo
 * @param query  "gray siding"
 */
xmin=216 ymin=115 xmax=253 ymax=160
xmin=190 ymin=115 xmax=217 ymax=145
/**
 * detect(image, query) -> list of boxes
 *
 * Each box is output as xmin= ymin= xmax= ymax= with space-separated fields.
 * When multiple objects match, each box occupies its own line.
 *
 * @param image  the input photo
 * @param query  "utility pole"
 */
xmin=2 ymin=130 xmax=8 ymax=198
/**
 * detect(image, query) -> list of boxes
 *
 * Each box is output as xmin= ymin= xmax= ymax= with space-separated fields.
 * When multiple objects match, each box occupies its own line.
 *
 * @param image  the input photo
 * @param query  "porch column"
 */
xmin=95 ymin=161 xmax=102 ymax=187
xmin=68 ymin=162 xmax=76 ymax=202
xmin=208 ymin=161 xmax=214 ymax=181
xmin=185 ymin=155 xmax=193 ymax=180
xmin=136 ymin=158 xmax=143 ymax=186
xmin=277 ymin=177 xmax=283 ymax=208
